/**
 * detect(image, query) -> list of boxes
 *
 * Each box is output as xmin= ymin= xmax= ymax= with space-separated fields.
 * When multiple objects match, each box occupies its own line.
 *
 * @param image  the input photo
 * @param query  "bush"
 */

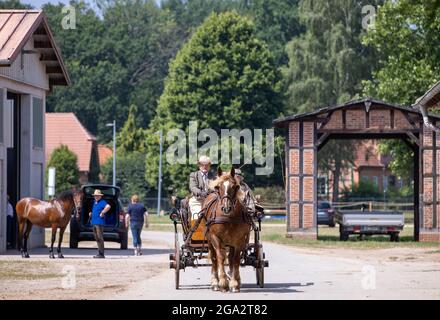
xmin=46 ymin=145 xmax=79 ymax=193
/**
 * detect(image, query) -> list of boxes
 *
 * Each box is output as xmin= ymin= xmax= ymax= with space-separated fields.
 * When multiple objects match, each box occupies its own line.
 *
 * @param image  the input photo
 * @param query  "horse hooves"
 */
xmin=212 ymin=285 xmax=220 ymax=292
xmin=230 ymin=287 xmax=240 ymax=293
xmin=58 ymin=255 xmax=64 ymax=259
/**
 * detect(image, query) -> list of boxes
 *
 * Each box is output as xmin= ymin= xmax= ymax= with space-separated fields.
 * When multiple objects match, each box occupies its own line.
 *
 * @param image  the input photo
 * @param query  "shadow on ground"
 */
xmin=178 ymin=282 xmax=313 ymax=294
xmin=5 ymin=247 xmax=172 ymax=258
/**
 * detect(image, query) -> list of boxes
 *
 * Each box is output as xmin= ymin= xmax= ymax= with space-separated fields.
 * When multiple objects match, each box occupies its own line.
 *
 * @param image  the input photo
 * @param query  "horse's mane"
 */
xmin=56 ymin=190 xmax=74 ymax=202
xmin=209 ymin=173 xmax=245 ymax=202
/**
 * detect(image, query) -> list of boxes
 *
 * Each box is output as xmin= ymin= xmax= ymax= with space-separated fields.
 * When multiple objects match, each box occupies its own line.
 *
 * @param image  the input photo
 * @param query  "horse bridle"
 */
xmin=219 ymin=185 xmax=239 ymax=215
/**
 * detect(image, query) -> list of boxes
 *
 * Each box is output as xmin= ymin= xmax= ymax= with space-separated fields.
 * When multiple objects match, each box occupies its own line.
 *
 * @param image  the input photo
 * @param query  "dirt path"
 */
xmin=0 ymin=231 xmax=439 ymax=300
xmin=116 ymin=232 xmax=440 ymax=300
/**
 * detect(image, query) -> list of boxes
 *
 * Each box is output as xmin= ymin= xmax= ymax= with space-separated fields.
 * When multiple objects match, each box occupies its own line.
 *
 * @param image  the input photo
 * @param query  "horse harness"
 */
xmin=183 ymin=191 xmax=254 ymax=249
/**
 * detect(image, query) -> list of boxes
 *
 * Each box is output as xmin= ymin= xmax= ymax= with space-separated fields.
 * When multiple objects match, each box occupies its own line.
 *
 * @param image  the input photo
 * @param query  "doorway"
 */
xmin=317 ymin=135 xmax=419 ymax=242
xmin=6 ymin=91 xmax=20 ymax=249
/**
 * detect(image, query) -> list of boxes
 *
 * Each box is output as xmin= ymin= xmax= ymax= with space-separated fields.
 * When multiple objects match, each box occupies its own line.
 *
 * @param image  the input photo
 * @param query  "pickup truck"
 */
xmin=335 ymin=210 xmax=404 ymax=242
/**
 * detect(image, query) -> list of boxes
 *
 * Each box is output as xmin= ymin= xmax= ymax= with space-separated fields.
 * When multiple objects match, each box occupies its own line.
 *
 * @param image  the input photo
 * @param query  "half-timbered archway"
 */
xmin=274 ymin=98 xmax=440 ymax=242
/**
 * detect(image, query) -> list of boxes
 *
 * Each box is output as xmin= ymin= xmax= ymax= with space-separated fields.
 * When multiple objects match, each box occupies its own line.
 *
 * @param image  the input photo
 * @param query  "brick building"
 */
xmin=274 ymin=98 xmax=440 ymax=242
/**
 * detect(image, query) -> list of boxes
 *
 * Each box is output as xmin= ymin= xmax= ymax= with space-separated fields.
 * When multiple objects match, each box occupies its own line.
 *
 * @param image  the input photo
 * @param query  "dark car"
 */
xmin=69 ymin=184 xmax=128 ymax=249
xmin=317 ymin=201 xmax=336 ymax=227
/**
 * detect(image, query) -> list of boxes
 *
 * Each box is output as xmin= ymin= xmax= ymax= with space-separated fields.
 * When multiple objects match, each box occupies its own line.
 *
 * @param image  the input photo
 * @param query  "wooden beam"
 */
xmin=40 ymin=53 xmax=57 ymax=61
xmin=406 ymin=132 xmax=420 ymax=147
xmin=390 ymin=109 xmax=395 ymax=129
xmin=318 ymin=129 xmax=420 ymax=134
xmin=46 ymin=66 xmax=62 ymax=74
xmin=316 ymin=133 xmax=330 ymax=148
xmin=49 ymin=78 xmax=67 ymax=86
xmin=403 ymin=112 xmax=418 ymax=129
xmin=34 ymin=41 xmax=52 ymax=49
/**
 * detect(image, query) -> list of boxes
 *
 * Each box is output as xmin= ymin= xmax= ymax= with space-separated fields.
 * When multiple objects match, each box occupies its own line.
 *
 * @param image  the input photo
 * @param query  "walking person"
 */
xmin=126 ymin=195 xmax=148 ymax=256
xmin=6 ymin=195 xmax=14 ymax=249
xmin=89 ymin=189 xmax=111 ymax=258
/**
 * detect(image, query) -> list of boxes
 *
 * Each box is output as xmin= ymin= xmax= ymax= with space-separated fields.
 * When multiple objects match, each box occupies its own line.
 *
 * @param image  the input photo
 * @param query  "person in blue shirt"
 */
xmin=125 ymin=194 xmax=148 ymax=256
xmin=89 ymin=189 xmax=111 ymax=258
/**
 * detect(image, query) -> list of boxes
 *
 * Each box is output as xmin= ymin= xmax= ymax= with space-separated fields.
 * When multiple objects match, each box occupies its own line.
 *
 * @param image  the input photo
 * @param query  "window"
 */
xmin=372 ymin=176 xmax=379 ymax=187
xmin=32 ymin=97 xmax=43 ymax=148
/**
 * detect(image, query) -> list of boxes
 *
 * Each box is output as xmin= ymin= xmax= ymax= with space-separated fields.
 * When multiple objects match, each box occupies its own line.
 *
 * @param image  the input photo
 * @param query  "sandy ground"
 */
xmin=0 ymin=231 xmax=439 ymax=300
xmin=0 ymin=235 xmax=170 ymax=300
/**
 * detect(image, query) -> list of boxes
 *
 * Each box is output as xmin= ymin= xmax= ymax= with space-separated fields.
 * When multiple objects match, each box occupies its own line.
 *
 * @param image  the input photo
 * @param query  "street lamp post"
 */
xmin=157 ymin=129 xmax=163 ymax=215
xmin=106 ymin=120 xmax=116 ymax=186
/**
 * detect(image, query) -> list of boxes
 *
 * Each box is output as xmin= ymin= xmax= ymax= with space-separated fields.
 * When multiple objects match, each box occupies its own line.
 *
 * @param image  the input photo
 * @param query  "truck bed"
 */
xmin=335 ymin=210 xmax=404 ymax=227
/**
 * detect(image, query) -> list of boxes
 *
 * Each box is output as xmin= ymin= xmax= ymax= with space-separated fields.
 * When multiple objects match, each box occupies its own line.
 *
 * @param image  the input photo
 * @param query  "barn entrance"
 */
xmin=274 ymin=99 xmax=440 ymax=242
xmin=6 ymin=91 xmax=20 ymax=249
xmin=317 ymin=136 xmax=417 ymax=241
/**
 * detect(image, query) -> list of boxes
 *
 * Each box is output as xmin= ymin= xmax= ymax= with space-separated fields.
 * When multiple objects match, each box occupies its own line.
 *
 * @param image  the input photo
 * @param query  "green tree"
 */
xmin=363 ymin=0 xmax=440 ymax=106
xmin=101 ymin=151 xmax=148 ymax=202
xmin=46 ymin=145 xmax=80 ymax=193
xmin=45 ymin=0 xmax=182 ymax=141
xmin=238 ymin=0 xmax=303 ymax=66
xmin=0 ymin=0 xmax=31 ymax=9
xmin=283 ymin=0 xmax=382 ymax=114
xmin=117 ymin=105 xmax=147 ymax=153
xmin=283 ymin=0 xmax=382 ymax=201
xmin=145 ymin=11 xmax=282 ymax=195
xmin=363 ymin=0 xmax=440 ymax=179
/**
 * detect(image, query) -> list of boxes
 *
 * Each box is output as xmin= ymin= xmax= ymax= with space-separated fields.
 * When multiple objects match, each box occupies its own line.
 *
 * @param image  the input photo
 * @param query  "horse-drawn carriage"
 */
xmin=168 ymin=168 xmax=269 ymax=292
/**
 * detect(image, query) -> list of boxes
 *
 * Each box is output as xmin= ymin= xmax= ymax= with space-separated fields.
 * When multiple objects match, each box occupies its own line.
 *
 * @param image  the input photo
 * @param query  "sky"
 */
xmin=24 ymin=0 xmax=72 ymax=8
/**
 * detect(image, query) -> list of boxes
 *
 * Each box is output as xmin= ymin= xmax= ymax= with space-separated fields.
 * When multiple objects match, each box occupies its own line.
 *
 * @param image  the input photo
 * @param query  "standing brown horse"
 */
xmin=15 ymin=190 xmax=82 ymax=258
xmin=204 ymin=167 xmax=252 ymax=292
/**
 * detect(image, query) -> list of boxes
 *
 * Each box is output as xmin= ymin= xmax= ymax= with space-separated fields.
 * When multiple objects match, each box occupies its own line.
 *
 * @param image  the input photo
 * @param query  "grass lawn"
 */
xmin=146 ymin=214 xmax=439 ymax=249
xmin=261 ymin=225 xmax=440 ymax=249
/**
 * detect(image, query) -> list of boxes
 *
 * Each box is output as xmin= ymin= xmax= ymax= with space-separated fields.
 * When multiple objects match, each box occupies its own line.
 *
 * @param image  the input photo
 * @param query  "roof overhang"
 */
xmin=0 ymin=10 xmax=70 ymax=88
xmin=274 ymin=98 xmax=440 ymax=128
xmin=414 ymin=81 xmax=440 ymax=109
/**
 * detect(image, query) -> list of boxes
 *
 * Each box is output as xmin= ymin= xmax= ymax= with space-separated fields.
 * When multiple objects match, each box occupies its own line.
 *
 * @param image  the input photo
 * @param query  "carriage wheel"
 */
xmin=255 ymin=245 xmax=264 ymax=288
xmin=174 ymin=231 xmax=181 ymax=290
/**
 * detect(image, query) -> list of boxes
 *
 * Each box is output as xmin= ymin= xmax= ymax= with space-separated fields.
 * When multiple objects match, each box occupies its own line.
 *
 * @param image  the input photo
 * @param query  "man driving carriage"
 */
xmin=188 ymin=155 xmax=214 ymax=219
xmin=188 ymin=155 xmax=263 ymax=220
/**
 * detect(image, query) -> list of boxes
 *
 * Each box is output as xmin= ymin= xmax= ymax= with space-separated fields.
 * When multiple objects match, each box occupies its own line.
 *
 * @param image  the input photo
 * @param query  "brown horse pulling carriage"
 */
xmin=169 ymin=168 xmax=268 ymax=292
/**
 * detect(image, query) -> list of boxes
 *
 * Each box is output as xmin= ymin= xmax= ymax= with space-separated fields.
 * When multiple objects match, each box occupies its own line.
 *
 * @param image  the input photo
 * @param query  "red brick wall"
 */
xmin=303 ymin=122 xmax=314 ymax=146
xmin=394 ymin=111 xmax=412 ymax=129
xmin=419 ymin=232 xmax=440 ymax=242
xmin=303 ymin=149 xmax=314 ymax=175
xmin=289 ymin=122 xmax=299 ymax=147
xmin=289 ymin=149 xmax=299 ymax=174
xmin=370 ymin=110 xmax=391 ymax=128
xmin=303 ymin=204 xmax=314 ymax=228
xmin=290 ymin=177 xmax=299 ymax=201
xmin=290 ymin=204 xmax=299 ymax=229
xmin=346 ymin=110 xmax=366 ymax=129
xmin=325 ymin=110 xmax=343 ymax=129
xmin=303 ymin=177 xmax=314 ymax=202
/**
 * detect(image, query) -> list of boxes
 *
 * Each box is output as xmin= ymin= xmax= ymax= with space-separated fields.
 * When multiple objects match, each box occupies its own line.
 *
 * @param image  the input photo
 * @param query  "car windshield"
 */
xmin=318 ymin=202 xmax=331 ymax=209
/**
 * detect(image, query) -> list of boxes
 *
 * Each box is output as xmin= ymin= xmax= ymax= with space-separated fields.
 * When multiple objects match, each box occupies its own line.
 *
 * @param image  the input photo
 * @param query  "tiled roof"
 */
xmin=98 ymin=144 xmax=113 ymax=167
xmin=414 ymin=81 xmax=440 ymax=109
xmin=0 ymin=10 xmax=70 ymax=87
xmin=45 ymin=113 xmax=96 ymax=172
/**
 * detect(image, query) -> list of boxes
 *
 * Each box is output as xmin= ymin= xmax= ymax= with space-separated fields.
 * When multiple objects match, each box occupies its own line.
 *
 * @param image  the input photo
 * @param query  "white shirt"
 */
xmin=7 ymin=202 xmax=13 ymax=217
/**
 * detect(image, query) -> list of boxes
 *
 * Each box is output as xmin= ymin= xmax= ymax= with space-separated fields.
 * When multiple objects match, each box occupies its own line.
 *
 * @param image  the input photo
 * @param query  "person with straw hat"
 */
xmin=89 ymin=189 xmax=111 ymax=258
xmin=188 ymin=155 xmax=214 ymax=219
